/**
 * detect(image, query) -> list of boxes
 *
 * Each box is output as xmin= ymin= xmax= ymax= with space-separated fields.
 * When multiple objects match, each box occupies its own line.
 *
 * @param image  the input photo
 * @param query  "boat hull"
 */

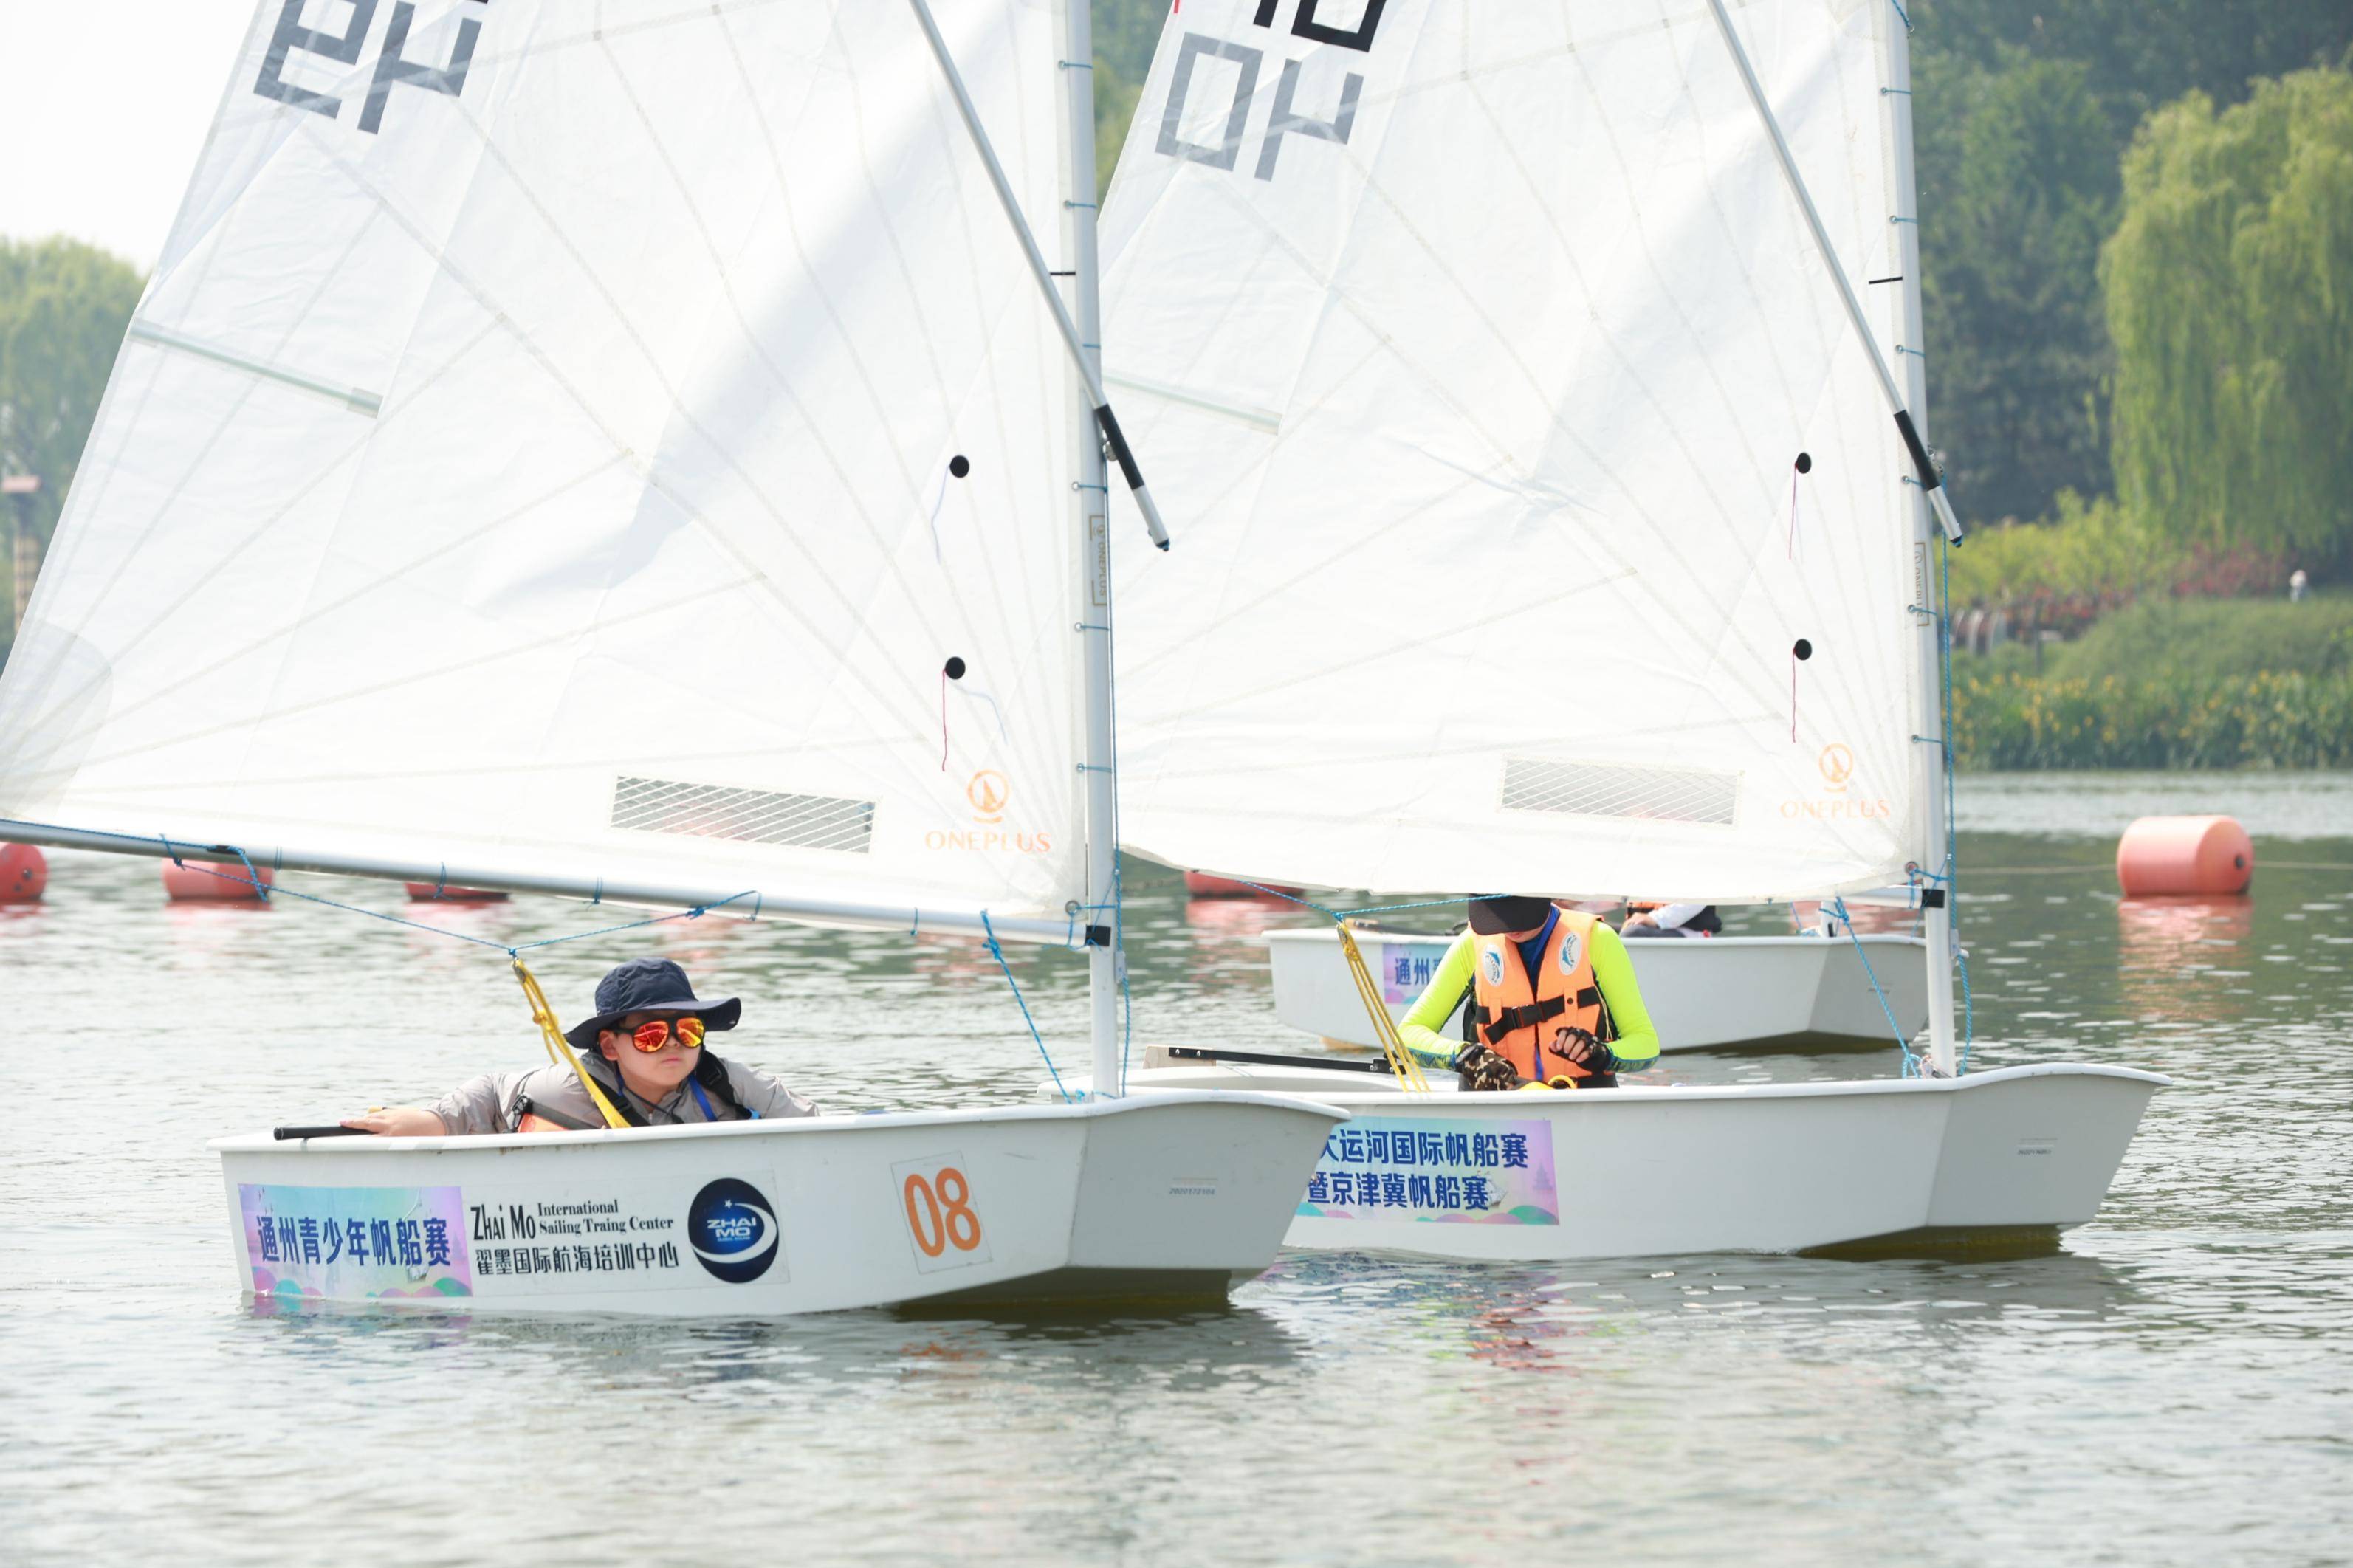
xmin=1052 ymin=1065 xmax=2163 ymax=1261
xmin=216 ymin=1092 xmax=1344 ymax=1315
xmin=1267 ymin=926 xmax=1931 ymax=1052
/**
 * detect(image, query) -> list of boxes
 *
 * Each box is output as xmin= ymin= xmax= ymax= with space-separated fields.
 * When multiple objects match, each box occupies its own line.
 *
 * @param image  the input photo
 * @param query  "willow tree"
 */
xmin=2103 ymin=69 xmax=2353 ymax=560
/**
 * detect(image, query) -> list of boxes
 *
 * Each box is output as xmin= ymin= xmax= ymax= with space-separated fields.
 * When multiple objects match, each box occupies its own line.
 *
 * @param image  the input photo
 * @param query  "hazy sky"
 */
xmin=0 ymin=0 xmax=260 ymax=268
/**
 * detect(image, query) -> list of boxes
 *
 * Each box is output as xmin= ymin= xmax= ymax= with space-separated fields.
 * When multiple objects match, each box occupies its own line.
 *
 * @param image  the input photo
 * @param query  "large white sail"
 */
xmin=1101 ymin=0 xmax=1929 ymax=903
xmin=0 ymin=0 xmax=1089 ymax=929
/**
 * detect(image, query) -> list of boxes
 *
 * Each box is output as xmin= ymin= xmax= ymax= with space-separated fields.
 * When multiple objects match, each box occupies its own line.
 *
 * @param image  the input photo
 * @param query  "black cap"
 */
xmin=563 ymin=957 xmax=742 ymax=1049
xmin=1468 ymin=896 xmax=1555 ymax=935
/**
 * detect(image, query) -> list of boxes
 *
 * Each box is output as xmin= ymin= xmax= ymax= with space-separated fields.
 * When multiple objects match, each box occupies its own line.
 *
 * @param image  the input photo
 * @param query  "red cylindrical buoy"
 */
xmin=1184 ymin=870 xmax=1301 ymax=900
xmin=404 ymin=883 xmax=510 ymax=903
xmin=0 ymin=843 xmax=47 ymax=904
xmin=2116 ymin=815 xmax=2254 ymax=897
xmin=162 ymin=859 xmax=275 ymax=902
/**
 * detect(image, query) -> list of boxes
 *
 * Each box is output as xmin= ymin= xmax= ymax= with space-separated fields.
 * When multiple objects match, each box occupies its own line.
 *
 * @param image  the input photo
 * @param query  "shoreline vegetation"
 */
xmin=1952 ymin=598 xmax=2353 ymax=769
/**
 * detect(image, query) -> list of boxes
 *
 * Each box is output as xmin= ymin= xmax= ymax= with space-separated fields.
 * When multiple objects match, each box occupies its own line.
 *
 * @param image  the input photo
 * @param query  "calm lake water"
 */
xmin=3 ymin=772 xmax=2349 ymax=1566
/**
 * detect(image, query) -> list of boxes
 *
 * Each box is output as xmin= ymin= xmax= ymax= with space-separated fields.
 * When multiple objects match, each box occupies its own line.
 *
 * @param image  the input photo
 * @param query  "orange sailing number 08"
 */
xmin=902 ymin=1166 xmax=983 ymax=1257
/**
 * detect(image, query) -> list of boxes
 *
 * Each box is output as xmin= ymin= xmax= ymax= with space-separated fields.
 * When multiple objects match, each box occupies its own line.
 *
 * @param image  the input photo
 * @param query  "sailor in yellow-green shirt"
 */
xmin=1397 ymin=896 xmax=1661 ymax=1090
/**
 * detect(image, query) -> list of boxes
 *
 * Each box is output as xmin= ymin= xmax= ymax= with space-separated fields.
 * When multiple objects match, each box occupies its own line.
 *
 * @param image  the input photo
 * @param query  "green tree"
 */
xmin=1093 ymin=0 xmax=1161 ymax=190
xmin=1 ymin=237 xmax=143 ymax=597
xmin=1909 ymin=0 xmax=2353 ymax=526
xmin=1914 ymin=49 xmax=2118 ymax=520
xmin=2103 ymin=69 xmax=2353 ymax=561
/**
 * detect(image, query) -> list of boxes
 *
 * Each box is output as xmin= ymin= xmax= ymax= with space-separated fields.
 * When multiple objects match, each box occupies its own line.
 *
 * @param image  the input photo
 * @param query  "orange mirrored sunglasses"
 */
xmin=626 ymin=1016 xmax=706 ymax=1053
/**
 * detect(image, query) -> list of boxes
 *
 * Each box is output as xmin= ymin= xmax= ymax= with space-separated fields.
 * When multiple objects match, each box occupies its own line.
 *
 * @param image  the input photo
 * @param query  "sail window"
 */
xmin=1500 ymin=760 xmax=1738 ymax=828
xmin=610 ymin=777 xmax=875 ymax=854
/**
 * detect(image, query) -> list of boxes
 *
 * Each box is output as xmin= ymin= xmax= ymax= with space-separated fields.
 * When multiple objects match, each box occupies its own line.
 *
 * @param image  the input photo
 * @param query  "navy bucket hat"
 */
xmin=563 ymin=957 xmax=742 ymax=1049
xmin=1467 ymin=895 xmax=1556 ymax=935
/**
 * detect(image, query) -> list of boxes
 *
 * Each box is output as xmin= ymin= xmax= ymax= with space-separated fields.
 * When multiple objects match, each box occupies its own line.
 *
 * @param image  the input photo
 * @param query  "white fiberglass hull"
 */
xmin=1267 ymin=927 xmax=1931 ymax=1053
xmin=216 ymin=1093 xmax=1343 ymax=1315
xmin=1048 ymin=1065 xmax=2163 ymax=1262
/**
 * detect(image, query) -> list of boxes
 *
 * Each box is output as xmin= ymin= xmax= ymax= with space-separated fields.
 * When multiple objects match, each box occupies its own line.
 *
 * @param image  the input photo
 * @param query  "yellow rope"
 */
xmin=1333 ymin=921 xmax=1432 ymax=1093
xmin=512 ymin=958 xmax=631 ymax=1129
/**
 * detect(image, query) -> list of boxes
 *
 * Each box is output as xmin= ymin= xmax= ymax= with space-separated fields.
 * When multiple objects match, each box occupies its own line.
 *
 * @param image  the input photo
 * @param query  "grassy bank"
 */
xmin=1954 ymin=597 xmax=2353 ymax=768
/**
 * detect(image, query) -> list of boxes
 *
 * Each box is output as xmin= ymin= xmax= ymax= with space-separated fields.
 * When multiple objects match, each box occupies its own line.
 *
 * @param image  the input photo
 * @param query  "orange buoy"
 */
xmin=0 ymin=843 xmax=47 ymax=904
xmin=162 ymin=859 xmax=275 ymax=902
xmin=1184 ymin=870 xmax=1300 ymax=900
xmin=2116 ymin=815 xmax=2254 ymax=897
xmin=404 ymin=882 xmax=509 ymax=903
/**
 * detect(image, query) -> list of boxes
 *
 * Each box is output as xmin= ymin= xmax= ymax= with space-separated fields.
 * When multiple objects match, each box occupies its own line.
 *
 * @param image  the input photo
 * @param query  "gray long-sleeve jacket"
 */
xmin=426 ymin=1053 xmax=817 ymax=1135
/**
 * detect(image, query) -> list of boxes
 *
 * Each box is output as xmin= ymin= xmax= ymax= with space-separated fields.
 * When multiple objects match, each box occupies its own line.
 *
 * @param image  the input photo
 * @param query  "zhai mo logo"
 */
xmin=253 ymin=0 xmax=489 ymax=136
xmin=1158 ymin=1 xmax=1392 ymax=181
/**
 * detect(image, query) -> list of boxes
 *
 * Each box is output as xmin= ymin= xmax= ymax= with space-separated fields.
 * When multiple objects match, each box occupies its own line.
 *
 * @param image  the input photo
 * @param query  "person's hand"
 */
xmin=340 ymin=1107 xmax=447 ymax=1137
xmin=1543 ymin=1028 xmax=1610 ymax=1078
xmin=1621 ymin=910 xmax=1656 ymax=929
xmin=1453 ymin=1043 xmax=1523 ymax=1093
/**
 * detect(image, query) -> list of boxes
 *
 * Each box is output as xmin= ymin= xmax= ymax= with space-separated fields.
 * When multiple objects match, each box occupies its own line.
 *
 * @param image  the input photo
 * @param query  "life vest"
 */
xmin=515 ymin=1055 xmax=754 ymax=1132
xmin=1469 ymin=909 xmax=1610 ymax=1084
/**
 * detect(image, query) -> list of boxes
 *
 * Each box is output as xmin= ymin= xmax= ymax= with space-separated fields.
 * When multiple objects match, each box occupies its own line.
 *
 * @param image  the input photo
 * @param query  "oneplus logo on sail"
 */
xmin=1779 ymin=743 xmax=1890 ymax=821
xmin=967 ymin=771 xmax=1010 ymax=825
xmin=927 ymin=772 xmax=1054 ymax=855
xmin=253 ymin=0 xmax=486 ymax=136
xmin=1818 ymin=744 xmax=1856 ymax=793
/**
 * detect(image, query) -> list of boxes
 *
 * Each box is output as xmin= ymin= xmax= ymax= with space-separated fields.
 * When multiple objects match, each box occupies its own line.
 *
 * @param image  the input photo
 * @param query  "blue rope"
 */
xmin=983 ymin=910 xmax=1070 ymax=1103
xmin=1834 ymin=895 xmax=1921 ymax=1076
xmin=1889 ymin=0 xmax=1914 ymax=33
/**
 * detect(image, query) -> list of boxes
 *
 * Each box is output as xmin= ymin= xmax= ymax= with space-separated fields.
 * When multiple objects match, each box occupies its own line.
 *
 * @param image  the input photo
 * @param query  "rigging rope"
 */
xmin=1333 ymin=921 xmax=1433 ymax=1093
xmin=512 ymin=958 xmax=631 ymax=1129
xmin=983 ymin=910 xmax=1071 ymax=1103
xmin=1834 ymin=895 xmax=1923 ymax=1077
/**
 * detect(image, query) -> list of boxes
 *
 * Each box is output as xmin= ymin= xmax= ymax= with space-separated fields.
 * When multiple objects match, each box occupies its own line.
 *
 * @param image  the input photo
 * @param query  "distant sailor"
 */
xmin=344 ymin=957 xmax=817 ymax=1135
xmin=1396 ymin=895 xmax=1661 ymax=1090
xmin=1619 ymin=900 xmax=1721 ymax=938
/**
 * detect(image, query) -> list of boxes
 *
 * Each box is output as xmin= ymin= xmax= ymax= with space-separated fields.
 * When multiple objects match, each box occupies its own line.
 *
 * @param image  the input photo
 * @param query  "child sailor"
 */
xmin=1397 ymin=896 xmax=1663 ymax=1090
xmin=344 ymin=958 xmax=817 ymax=1135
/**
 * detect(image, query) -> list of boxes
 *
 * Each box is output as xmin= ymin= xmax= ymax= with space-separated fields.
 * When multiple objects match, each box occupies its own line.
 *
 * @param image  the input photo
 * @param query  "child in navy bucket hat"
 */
xmin=343 ymin=958 xmax=815 ymax=1137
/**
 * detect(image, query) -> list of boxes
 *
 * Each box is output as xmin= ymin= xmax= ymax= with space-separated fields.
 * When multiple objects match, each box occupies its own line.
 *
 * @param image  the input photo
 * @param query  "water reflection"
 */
xmin=2117 ymin=896 xmax=2254 ymax=1024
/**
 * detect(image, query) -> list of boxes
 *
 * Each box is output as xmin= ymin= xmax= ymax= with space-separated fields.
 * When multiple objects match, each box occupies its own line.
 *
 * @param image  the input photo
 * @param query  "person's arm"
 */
xmin=341 ymin=1106 xmax=449 ymax=1136
xmin=1588 ymin=923 xmax=1660 ymax=1070
xmin=1396 ymin=932 xmax=1477 ymax=1070
xmin=342 ymin=1071 xmax=515 ymax=1137
xmin=722 ymin=1060 xmax=820 ymax=1119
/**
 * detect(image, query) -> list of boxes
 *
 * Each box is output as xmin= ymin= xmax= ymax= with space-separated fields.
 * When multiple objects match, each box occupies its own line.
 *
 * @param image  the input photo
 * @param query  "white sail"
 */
xmin=0 ymin=0 xmax=1090 ymax=929
xmin=1100 ymin=0 xmax=1928 ymax=903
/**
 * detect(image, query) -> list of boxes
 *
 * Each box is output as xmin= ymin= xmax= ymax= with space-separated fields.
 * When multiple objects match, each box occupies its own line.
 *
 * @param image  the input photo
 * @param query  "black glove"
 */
xmin=1542 ymin=1026 xmax=1617 ymax=1079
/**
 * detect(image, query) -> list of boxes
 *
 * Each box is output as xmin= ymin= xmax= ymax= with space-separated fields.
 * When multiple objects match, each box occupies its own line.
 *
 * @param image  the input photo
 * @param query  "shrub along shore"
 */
xmin=1951 ymin=598 xmax=2353 ymax=768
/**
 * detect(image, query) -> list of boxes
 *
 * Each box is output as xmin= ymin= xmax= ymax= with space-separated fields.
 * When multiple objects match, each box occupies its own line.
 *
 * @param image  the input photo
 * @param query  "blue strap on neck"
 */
xmin=689 ymin=1077 xmax=715 ymax=1121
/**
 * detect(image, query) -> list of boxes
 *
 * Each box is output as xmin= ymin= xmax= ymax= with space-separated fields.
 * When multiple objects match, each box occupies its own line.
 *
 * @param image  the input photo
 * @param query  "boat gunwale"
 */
xmin=210 ymin=1088 xmax=1348 ymax=1156
xmin=1082 ymin=1061 xmax=2171 ymax=1110
xmin=1260 ymin=928 xmax=1931 ymax=953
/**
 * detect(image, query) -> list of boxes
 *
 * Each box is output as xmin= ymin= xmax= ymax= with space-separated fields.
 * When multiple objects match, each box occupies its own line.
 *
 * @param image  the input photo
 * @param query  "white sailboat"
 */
xmin=1055 ymin=0 xmax=2162 ymax=1258
xmin=0 ymin=0 xmax=1342 ymax=1313
xmin=1263 ymin=922 xmax=1930 ymax=1053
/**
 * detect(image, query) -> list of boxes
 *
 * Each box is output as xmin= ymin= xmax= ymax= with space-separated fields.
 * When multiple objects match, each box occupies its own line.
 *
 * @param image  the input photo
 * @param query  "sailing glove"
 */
xmin=1452 ymin=1042 xmax=1523 ymax=1093
xmin=1544 ymin=1027 xmax=1617 ymax=1079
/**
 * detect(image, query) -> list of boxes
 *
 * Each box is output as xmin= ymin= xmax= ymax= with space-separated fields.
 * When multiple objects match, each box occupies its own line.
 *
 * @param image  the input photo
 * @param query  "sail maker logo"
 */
xmin=927 ymin=771 xmax=1052 ymax=855
xmin=1780 ymin=743 xmax=1890 ymax=822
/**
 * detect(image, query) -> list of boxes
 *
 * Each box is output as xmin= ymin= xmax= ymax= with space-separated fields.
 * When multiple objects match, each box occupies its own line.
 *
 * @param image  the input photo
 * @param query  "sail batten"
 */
xmin=1102 ymin=0 xmax=1924 ymax=904
xmin=0 ymin=0 xmax=1089 ymax=925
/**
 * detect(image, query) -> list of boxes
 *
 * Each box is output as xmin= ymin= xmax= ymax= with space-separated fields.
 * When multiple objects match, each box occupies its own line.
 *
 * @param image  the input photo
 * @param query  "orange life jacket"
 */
xmin=1470 ymin=909 xmax=1607 ymax=1083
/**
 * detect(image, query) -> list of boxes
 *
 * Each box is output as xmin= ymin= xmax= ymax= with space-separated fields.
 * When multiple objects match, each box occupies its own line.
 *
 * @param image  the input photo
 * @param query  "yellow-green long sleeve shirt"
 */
xmin=1395 ymin=924 xmax=1662 ymax=1072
